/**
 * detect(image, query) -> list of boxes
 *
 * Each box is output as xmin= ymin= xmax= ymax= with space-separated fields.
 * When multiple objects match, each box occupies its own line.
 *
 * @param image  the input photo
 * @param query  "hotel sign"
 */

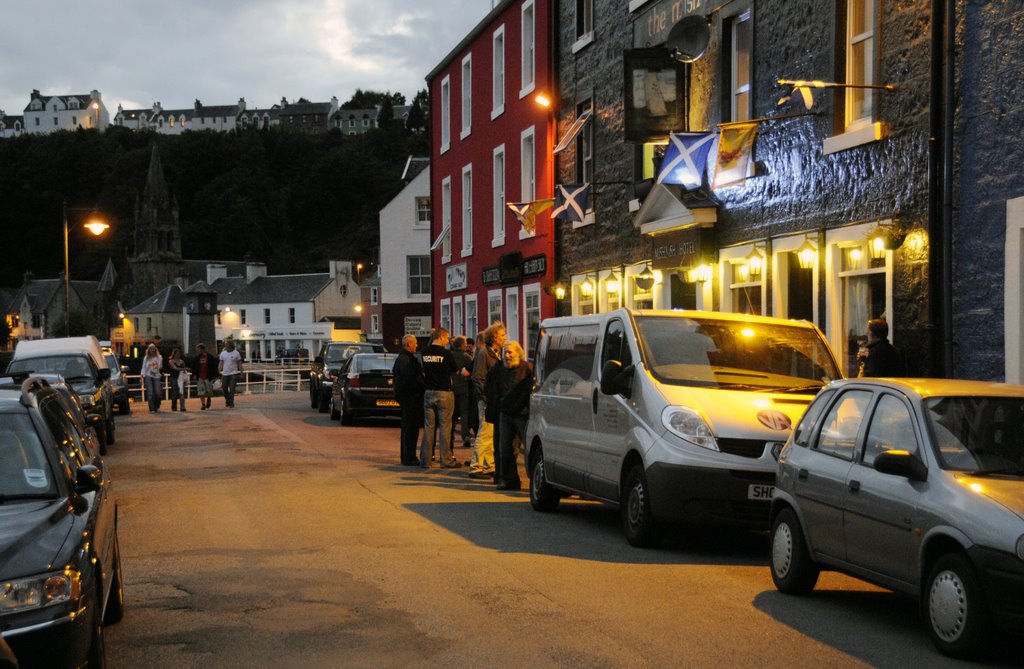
xmin=651 ymin=227 xmax=711 ymax=270
xmin=633 ymin=0 xmax=726 ymax=48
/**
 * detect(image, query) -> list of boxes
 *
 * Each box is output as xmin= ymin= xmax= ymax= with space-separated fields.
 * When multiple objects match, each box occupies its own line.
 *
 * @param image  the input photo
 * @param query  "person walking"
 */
xmin=449 ymin=335 xmax=473 ymax=449
xmin=468 ymin=322 xmax=505 ymax=480
xmin=494 ymin=340 xmax=533 ymax=490
xmin=393 ymin=334 xmax=425 ymax=466
xmin=142 ymin=343 xmax=164 ymax=413
xmin=419 ymin=328 xmax=470 ymax=469
xmin=857 ymin=318 xmax=907 ymax=377
xmin=167 ymin=348 xmax=188 ymax=411
xmin=189 ymin=342 xmax=219 ymax=410
xmin=218 ymin=339 xmax=244 ymax=408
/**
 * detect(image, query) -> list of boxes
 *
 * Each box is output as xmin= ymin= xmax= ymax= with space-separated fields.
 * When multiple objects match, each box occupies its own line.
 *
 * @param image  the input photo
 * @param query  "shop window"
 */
xmin=466 ymin=295 xmax=479 ymax=339
xmin=488 ymin=291 xmax=503 ymax=327
xmin=453 ymin=297 xmax=464 ymax=337
xmin=440 ymin=299 xmax=451 ymax=333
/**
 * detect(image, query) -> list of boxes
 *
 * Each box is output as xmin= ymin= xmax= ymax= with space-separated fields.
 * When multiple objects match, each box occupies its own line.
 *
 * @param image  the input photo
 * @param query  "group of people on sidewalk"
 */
xmin=140 ymin=339 xmax=244 ymax=413
xmin=392 ymin=321 xmax=534 ymax=490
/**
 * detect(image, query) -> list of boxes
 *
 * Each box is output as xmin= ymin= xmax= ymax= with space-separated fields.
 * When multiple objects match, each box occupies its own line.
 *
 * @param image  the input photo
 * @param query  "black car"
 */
xmin=103 ymin=351 xmax=131 ymax=416
xmin=330 ymin=353 xmax=400 ymax=424
xmin=0 ymin=376 xmax=123 ymax=668
xmin=309 ymin=341 xmax=385 ymax=413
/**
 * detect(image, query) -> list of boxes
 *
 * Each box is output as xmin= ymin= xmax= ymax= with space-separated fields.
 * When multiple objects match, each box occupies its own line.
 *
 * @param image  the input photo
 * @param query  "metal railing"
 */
xmin=125 ymin=363 xmax=309 ymax=403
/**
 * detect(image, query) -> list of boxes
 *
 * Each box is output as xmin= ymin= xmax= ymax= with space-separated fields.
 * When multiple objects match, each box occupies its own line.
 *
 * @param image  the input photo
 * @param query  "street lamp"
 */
xmin=63 ymin=199 xmax=110 ymax=336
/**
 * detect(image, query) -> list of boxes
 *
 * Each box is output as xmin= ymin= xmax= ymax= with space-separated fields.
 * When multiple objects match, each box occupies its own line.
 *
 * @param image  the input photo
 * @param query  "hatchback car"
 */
xmin=770 ymin=378 xmax=1024 ymax=658
xmin=329 ymin=352 xmax=400 ymax=424
xmin=0 ymin=376 xmax=124 ymax=668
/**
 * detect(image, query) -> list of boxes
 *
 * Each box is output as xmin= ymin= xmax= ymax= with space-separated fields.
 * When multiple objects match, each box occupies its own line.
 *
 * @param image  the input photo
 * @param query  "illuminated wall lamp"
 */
xmin=606 ymin=275 xmax=621 ymax=294
xmin=579 ymin=279 xmax=595 ymax=298
xmin=746 ymin=248 xmax=764 ymax=280
xmin=797 ymin=239 xmax=817 ymax=270
xmin=545 ymin=282 xmax=568 ymax=300
xmin=869 ymin=234 xmax=887 ymax=260
xmin=690 ymin=264 xmax=713 ymax=284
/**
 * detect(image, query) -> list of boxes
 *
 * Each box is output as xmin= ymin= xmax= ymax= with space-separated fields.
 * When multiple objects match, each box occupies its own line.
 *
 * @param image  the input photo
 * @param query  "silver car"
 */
xmin=770 ymin=378 xmax=1024 ymax=658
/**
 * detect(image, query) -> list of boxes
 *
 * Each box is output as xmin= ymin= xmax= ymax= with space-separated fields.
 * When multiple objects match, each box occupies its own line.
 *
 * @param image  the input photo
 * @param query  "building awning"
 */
xmin=632 ymin=182 xmax=717 ymax=236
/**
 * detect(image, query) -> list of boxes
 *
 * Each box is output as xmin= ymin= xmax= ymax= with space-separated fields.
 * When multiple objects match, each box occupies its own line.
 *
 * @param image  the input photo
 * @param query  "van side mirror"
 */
xmin=600 ymin=360 xmax=633 ymax=398
xmin=874 ymin=449 xmax=928 ymax=481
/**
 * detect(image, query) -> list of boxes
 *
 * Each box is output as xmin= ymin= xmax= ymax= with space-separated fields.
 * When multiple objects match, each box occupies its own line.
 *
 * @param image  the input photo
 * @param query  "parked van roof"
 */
xmin=13 ymin=336 xmax=109 ymax=370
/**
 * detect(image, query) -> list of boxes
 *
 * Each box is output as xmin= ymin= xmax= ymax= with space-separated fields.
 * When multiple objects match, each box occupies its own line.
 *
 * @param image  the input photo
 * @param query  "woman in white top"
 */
xmin=142 ymin=343 xmax=164 ymax=413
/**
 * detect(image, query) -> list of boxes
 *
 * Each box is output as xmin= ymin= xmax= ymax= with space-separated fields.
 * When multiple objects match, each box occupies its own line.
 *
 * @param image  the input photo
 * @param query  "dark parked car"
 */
xmin=309 ymin=341 xmax=385 ymax=413
xmin=103 ymin=351 xmax=131 ymax=416
xmin=771 ymin=378 xmax=1024 ymax=658
xmin=0 ymin=376 xmax=124 ymax=668
xmin=330 ymin=352 xmax=400 ymax=424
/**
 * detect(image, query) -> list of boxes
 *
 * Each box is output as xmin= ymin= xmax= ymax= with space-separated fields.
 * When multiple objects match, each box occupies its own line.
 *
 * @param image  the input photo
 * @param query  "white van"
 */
xmin=524 ymin=309 xmax=842 ymax=546
xmin=7 ymin=336 xmax=116 ymax=449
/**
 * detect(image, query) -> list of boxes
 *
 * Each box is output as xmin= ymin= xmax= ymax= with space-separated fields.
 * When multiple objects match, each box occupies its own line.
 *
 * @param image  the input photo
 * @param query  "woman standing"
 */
xmin=495 ymin=340 xmax=533 ymax=490
xmin=167 ymin=348 xmax=188 ymax=411
xmin=142 ymin=344 xmax=164 ymax=413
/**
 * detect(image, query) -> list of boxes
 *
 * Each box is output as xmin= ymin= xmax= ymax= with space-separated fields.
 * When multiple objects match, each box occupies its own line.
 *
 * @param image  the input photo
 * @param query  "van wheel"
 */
xmin=926 ymin=553 xmax=988 ymax=658
xmin=621 ymin=464 xmax=659 ymax=547
xmin=770 ymin=508 xmax=819 ymax=594
xmin=529 ymin=449 xmax=559 ymax=512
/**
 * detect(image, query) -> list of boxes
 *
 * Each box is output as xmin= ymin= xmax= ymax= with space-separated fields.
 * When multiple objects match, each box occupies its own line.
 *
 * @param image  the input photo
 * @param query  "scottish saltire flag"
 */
xmin=713 ymin=122 xmax=758 ymax=189
xmin=506 ymin=198 xmax=554 ymax=234
xmin=551 ymin=183 xmax=590 ymax=222
xmin=656 ymin=132 xmax=715 ymax=190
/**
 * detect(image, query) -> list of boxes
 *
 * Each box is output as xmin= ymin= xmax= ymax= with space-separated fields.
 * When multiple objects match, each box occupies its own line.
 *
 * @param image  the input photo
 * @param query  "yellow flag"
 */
xmin=713 ymin=122 xmax=758 ymax=189
xmin=507 ymin=198 xmax=555 ymax=234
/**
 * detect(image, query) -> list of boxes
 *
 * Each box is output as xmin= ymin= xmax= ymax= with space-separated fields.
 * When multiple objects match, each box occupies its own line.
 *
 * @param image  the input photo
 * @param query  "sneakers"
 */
xmin=495 ymin=481 xmax=522 ymax=490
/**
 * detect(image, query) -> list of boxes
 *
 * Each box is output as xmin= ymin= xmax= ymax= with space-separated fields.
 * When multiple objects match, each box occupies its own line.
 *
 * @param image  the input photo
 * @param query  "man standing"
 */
xmin=218 ymin=338 xmax=244 ymax=408
xmin=419 ymin=328 xmax=469 ymax=469
xmin=189 ymin=342 xmax=219 ymax=410
xmin=449 ymin=335 xmax=473 ymax=449
xmin=393 ymin=334 xmax=425 ymax=466
xmin=468 ymin=322 xmax=505 ymax=480
xmin=857 ymin=318 xmax=907 ymax=377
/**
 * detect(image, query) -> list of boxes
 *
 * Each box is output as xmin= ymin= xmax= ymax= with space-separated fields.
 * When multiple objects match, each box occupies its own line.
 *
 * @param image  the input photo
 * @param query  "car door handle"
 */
xmin=848 ymin=479 xmax=861 ymax=492
xmin=798 ymin=468 xmax=809 ymax=481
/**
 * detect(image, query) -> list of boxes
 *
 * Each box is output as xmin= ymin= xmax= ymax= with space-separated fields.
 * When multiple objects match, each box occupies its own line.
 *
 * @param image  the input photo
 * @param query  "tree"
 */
xmin=377 ymin=99 xmax=395 ymax=128
xmin=406 ymin=89 xmax=429 ymax=134
xmin=50 ymin=308 xmax=102 ymax=338
xmin=342 ymin=89 xmax=405 ymax=109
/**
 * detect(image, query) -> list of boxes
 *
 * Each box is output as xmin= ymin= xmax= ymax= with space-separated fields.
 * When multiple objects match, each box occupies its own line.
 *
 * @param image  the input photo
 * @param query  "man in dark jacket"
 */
xmin=469 ymin=322 xmax=506 ymax=480
xmin=393 ymin=334 xmax=425 ymax=466
xmin=419 ymin=328 xmax=470 ymax=468
xmin=858 ymin=318 xmax=907 ymax=377
xmin=449 ymin=336 xmax=473 ymax=449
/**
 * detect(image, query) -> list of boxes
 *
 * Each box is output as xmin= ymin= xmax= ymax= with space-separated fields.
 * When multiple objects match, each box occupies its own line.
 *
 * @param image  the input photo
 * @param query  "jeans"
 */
xmin=468 ymin=400 xmax=494 ymax=473
xmin=399 ymin=396 xmax=423 ymax=464
xmin=419 ymin=390 xmax=455 ymax=467
xmin=450 ymin=391 xmax=471 ymax=446
xmin=144 ymin=375 xmax=162 ymax=412
xmin=498 ymin=413 xmax=527 ymax=486
xmin=169 ymin=373 xmax=184 ymax=410
xmin=222 ymin=373 xmax=239 ymax=406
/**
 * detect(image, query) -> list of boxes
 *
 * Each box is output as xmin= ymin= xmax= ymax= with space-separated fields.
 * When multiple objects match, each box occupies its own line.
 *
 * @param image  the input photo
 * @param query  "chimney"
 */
xmin=206 ymin=263 xmax=228 ymax=284
xmin=22 ymin=271 xmax=34 ymax=286
xmin=238 ymin=97 xmax=246 ymax=112
xmin=245 ymin=262 xmax=267 ymax=284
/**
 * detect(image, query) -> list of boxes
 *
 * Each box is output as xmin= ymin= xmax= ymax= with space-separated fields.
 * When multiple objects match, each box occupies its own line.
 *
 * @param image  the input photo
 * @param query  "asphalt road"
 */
xmin=103 ymin=392 xmax=1021 ymax=668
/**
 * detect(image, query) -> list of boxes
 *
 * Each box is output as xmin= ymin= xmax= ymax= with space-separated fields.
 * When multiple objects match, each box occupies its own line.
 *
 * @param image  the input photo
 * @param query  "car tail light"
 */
xmin=348 ymin=376 xmax=361 ymax=388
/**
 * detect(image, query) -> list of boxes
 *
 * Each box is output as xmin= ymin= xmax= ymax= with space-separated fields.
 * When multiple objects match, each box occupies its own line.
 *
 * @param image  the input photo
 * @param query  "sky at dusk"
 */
xmin=0 ymin=0 xmax=491 ymax=116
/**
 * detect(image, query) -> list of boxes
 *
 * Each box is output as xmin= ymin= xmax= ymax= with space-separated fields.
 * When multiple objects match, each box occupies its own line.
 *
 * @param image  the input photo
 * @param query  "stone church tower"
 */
xmin=124 ymin=143 xmax=185 ymax=307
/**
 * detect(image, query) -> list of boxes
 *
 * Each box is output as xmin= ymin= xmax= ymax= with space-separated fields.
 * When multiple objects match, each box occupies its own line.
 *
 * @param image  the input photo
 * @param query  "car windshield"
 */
xmin=104 ymin=354 xmax=121 ymax=378
xmin=326 ymin=345 xmax=376 ymax=363
xmin=0 ymin=413 xmax=57 ymax=500
xmin=925 ymin=396 xmax=1024 ymax=474
xmin=635 ymin=316 xmax=840 ymax=391
xmin=8 ymin=355 xmax=94 ymax=382
xmin=353 ymin=355 xmax=396 ymax=373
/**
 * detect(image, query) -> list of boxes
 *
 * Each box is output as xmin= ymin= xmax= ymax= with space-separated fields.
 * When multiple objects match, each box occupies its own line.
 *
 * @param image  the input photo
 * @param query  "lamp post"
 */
xmin=63 ymin=199 xmax=110 ymax=336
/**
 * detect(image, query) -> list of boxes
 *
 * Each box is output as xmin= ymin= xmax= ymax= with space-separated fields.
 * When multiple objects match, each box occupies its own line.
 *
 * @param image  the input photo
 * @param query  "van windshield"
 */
xmin=635 ymin=316 xmax=840 ymax=391
xmin=8 ymin=355 xmax=95 ymax=383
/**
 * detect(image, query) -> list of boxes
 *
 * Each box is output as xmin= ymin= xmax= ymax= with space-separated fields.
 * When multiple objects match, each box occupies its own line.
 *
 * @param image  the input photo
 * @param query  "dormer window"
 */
xmin=69 ymin=99 xmax=80 ymax=109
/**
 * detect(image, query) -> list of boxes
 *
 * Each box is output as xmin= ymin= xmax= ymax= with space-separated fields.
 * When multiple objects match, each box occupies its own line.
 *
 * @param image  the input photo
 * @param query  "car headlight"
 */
xmin=1016 ymin=534 xmax=1024 ymax=561
xmin=662 ymin=406 xmax=718 ymax=451
xmin=0 ymin=569 xmax=80 ymax=614
xmin=79 ymin=394 xmax=95 ymax=408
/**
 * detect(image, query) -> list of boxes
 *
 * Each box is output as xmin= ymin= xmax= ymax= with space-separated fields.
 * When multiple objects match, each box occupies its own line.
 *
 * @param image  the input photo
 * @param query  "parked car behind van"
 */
xmin=524 ymin=309 xmax=841 ymax=546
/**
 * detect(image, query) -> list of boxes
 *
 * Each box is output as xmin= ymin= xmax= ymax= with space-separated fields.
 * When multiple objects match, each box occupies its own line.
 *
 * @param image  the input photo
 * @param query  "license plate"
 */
xmin=376 ymin=399 xmax=399 ymax=407
xmin=747 ymin=484 xmax=775 ymax=501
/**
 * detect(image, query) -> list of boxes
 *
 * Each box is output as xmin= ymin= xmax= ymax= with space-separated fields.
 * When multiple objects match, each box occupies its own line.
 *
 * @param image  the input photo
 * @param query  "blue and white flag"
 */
xmin=656 ymin=132 xmax=715 ymax=190
xmin=551 ymin=183 xmax=590 ymax=223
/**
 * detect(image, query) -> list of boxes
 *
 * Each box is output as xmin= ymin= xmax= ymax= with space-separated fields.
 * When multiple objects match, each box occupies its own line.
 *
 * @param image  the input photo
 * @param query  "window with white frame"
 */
xmin=521 ymin=1 xmax=536 ymax=95
xmin=719 ymin=246 xmax=765 ymax=316
xmin=408 ymin=256 xmax=430 ymax=296
xmin=488 ymin=290 xmax=503 ymax=327
xmin=440 ymin=75 xmax=451 ymax=152
xmin=370 ymin=287 xmax=379 ymax=305
xmin=441 ymin=177 xmax=452 ymax=262
xmin=493 ymin=145 xmax=506 ymax=245
xmin=415 ymin=197 xmax=431 ymax=226
xmin=371 ymin=314 xmax=380 ymax=334
xmin=575 ymin=0 xmax=594 ymax=45
xmin=461 ymin=164 xmax=473 ymax=255
xmin=829 ymin=225 xmax=890 ymax=378
xmin=576 ymin=100 xmax=594 ymax=186
xmin=772 ymin=236 xmax=817 ymax=324
xmin=461 ymin=54 xmax=472 ymax=138
xmin=845 ymin=0 xmax=876 ymax=131
xmin=505 ymin=287 xmax=520 ymax=342
xmin=574 ymin=275 xmax=596 ymax=315
xmin=440 ymin=299 xmax=451 ymax=333
xmin=521 ymin=126 xmax=536 ymax=202
xmin=524 ymin=284 xmax=541 ymax=357
xmin=729 ymin=11 xmax=752 ymax=122
xmin=492 ymin=27 xmax=505 ymax=117
xmin=453 ymin=297 xmax=464 ymax=337
xmin=466 ymin=294 xmax=479 ymax=339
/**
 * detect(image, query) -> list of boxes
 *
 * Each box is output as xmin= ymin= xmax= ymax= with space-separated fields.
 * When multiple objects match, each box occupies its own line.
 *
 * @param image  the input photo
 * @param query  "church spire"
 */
xmin=143 ymin=142 xmax=169 ymax=207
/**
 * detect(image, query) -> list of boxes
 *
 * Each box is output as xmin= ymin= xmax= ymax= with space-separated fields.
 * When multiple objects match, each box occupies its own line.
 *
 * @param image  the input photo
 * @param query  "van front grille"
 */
xmin=717 ymin=438 xmax=768 ymax=458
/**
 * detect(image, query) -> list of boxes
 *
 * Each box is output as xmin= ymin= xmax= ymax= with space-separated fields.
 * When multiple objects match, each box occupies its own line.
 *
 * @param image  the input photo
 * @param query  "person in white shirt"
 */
xmin=218 ymin=339 xmax=244 ymax=408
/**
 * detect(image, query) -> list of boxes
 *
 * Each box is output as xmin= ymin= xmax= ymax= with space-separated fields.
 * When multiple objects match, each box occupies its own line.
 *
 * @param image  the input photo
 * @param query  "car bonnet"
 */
xmin=954 ymin=474 xmax=1024 ymax=522
xmin=0 ymin=500 xmax=75 ymax=580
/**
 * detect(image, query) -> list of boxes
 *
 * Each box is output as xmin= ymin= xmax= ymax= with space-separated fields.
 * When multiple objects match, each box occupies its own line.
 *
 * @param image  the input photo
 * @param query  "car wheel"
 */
xmin=317 ymin=388 xmax=331 ymax=413
xmin=95 ymin=422 xmax=108 ymax=456
xmin=88 ymin=589 xmax=107 ymax=668
xmin=118 ymin=397 xmax=131 ymax=416
xmin=106 ymin=417 xmax=116 ymax=445
xmin=926 ymin=553 xmax=988 ymax=658
xmin=340 ymin=395 xmax=354 ymax=426
xmin=621 ymin=464 xmax=659 ymax=547
xmin=310 ymin=381 xmax=318 ymax=409
xmin=529 ymin=448 xmax=559 ymax=512
xmin=770 ymin=508 xmax=820 ymax=595
xmin=329 ymin=394 xmax=341 ymax=420
xmin=103 ymin=533 xmax=125 ymax=625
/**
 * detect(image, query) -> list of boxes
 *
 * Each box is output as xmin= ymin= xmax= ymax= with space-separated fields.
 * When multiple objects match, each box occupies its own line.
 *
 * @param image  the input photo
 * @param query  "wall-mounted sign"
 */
xmin=623 ymin=49 xmax=686 ymax=143
xmin=404 ymin=315 xmax=432 ymax=337
xmin=651 ymin=226 xmax=713 ymax=270
xmin=522 ymin=254 xmax=547 ymax=278
xmin=482 ymin=266 xmax=501 ymax=285
xmin=446 ymin=262 xmax=468 ymax=292
xmin=632 ymin=0 xmax=727 ymax=48
xmin=499 ymin=252 xmax=524 ymax=286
